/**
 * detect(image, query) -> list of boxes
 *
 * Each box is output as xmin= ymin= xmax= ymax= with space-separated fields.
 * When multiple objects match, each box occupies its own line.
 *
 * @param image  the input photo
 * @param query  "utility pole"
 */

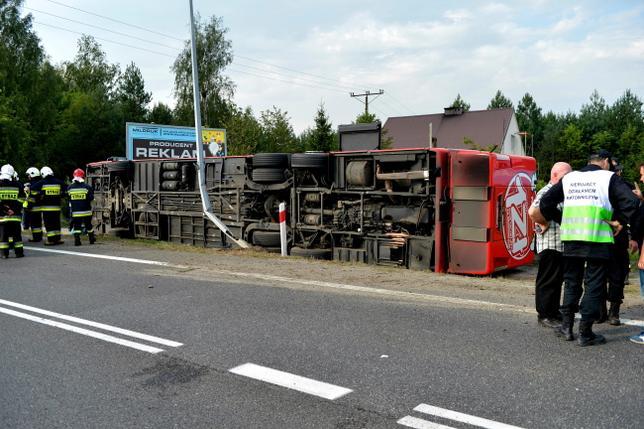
xmin=350 ymin=89 xmax=384 ymax=115
xmin=188 ymin=0 xmax=249 ymax=248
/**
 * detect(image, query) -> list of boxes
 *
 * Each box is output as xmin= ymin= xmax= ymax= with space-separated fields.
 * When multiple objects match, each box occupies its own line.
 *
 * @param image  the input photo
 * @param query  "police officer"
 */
xmin=23 ymin=167 xmax=43 ymax=242
xmin=31 ymin=166 xmax=65 ymax=245
xmin=67 ymin=168 xmax=95 ymax=246
xmin=537 ymin=150 xmax=638 ymax=346
xmin=0 ymin=164 xmax=25 ymax=258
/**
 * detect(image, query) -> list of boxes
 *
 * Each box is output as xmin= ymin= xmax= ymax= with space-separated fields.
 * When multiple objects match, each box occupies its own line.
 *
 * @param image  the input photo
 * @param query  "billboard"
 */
xmin=126 ymin=122 xmax=227 ymax=160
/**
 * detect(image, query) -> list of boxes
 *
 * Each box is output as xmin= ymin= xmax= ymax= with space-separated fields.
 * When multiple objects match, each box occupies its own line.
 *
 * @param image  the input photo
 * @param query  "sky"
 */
xmin=22 ymin=0 xmax=644 ymax=133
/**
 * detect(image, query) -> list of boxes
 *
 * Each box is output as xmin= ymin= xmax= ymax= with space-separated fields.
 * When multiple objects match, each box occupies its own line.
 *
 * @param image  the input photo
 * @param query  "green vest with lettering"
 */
xmin=560 ymin=169 xmax=614 ymax=243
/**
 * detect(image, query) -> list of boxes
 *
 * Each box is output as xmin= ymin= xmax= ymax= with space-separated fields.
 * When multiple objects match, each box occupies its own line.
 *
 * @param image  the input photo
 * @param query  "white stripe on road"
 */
xmin=0 ymin=306 xmax=164 ymax=354
xmin=574 ymin=314 xmax=644 ymax=329
xmin=24 ymin=246 xmax=188 ymax=268
xmin=229 ymin=363 xmax=352 ymax=400
xmin=397 ymin=416 xmax=456 ymax=429
xmin=0 ymin=298 xmax=183 ymax=348
xmin=24 ymin=247 xmax=644 ymax=327
xmin=414 ymin=404 xmax=525 ymax=429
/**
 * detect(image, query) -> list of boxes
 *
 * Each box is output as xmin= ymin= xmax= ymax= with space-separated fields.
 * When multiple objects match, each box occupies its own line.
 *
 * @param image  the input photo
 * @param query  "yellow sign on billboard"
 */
xmin=202 ymin=129 xmax=227 ymax=157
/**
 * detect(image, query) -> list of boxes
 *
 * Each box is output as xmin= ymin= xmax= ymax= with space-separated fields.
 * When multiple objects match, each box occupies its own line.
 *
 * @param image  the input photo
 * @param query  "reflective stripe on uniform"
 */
xmin=40 ymin=206 xmax=61 ymax=212
xmin=13 ymin=242 xmax=23 ymax=248
xmin=0 ymin=217 xmax=22 ymax=222
xmin=41 ymin=185 xmax=61 ymax=195
xmin=31 ymin=228 xmax=42 ymax=233
xmin=46 ymin=231 xmax=61 ymax=237
xmin=71 ymin=211 xmax=93 ymax=217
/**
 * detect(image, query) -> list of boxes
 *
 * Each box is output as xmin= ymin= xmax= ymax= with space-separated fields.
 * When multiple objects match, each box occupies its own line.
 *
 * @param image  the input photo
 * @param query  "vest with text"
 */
xmin=561 ymin=169 xmax=614 ymax=243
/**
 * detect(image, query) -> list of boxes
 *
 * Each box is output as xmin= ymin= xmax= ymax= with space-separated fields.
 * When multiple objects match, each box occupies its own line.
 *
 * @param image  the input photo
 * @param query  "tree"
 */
xmin=116 ymin=62 xmax=151 ymax=123
xmin=355 ymin=111 xmax=377 ymax=123
xmin=224 ymin=106 xmax=263 ymax=155
xmin=487 ymin=90 xmax=513 ymax=109
xmin=306 ymin=103 xmax=334 ymax=151
xmin=63 ymin=35 xmax=119 ymax=98
xmin=147 ymin=102 xmax=174 ymax=125
xmin=448 ymin=94 xmax=470 ymax=112
xmin=172 ymin=15 xmax=234 ymax=127
xmin=259 ymin=106 xmax=299 ymax=153
xmin=516 ymin=93 xmax=543 ymax=155
xmin=559 ymin=123 xmax=584 ymax=169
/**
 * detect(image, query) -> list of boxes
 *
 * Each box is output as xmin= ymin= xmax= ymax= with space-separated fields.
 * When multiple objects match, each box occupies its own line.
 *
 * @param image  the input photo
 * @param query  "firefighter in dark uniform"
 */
xmin=31 ymin=166 xmax=65 ymax=245
xmin=23 ymin=167 xmax=43 ymax=242
xmin=0 ymin=164 xmax=25 ymax=258
xmin=67 ymin=168 xmax=95 ymax=246
xmin=536 ymin=150 xmax=638 ymax=346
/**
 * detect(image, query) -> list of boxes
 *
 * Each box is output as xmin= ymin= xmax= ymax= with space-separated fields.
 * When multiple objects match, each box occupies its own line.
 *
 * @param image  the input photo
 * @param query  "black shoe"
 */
xmin=608 ymin=302 xmax=621 ymax=326
xmin=74 ymin=236 xmax=82 ymax=246
xmin=578 ymin=320 xmax=606 ymax=347
xmin=538 ymin=317 xmax=562 ymax=329
xmin=88 ymin=233 xmax=96 ymax=245
xmin=15 ymin=250 xmax=24 ymax=258
xmin=557 ymin=310 xmax=575 ymax=341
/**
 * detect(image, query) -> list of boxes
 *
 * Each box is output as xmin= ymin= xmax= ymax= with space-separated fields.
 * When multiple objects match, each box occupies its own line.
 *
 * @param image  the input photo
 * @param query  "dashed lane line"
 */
xmin=0 ymin=306 xmax=165 ymax=354
xmin=26 ymin=246 xmax=644 ymax=327
xmin=412 ymin=404 xmax=525 ymax=429
xmin=397 ymin=416 xmax=456 ymax=429
xmin=0 ymin=298 xmax=183 ymax=348
xmin=229 ymin=363 xmax=353 ymax=400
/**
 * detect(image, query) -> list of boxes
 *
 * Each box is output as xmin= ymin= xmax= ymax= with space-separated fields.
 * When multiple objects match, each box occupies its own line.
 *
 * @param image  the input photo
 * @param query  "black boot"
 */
xmin=15 ymin=247 xmax=24 ymax=258
xmin=29 ymin=232 xmax=42 ymax=242
xmin=1 ymin=249 xmax=8 ymax=259
xmin=596 ymin=301 xmax=608 ymax=324
xmin=74 ymin=235 xmax=82 ymax=246
xmin=578 ymin=319 xmax=606 ymax=347
xmin=557 ymin=310 xmax=575 ymax=341
xmin=608 ymin=302 xmax=621 ymax=326
xmin=88 ymin=232 xmax=96 ymax=244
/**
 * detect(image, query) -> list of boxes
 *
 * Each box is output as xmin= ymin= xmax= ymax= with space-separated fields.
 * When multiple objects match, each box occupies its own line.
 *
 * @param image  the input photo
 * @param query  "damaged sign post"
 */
xmin=188 ymin=0 xmax=249 ymax=249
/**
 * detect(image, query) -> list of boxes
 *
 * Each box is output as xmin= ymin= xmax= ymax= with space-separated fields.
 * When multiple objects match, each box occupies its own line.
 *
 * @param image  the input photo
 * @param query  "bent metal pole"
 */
xmin=188 ymin=0 xmax=249 ymax=248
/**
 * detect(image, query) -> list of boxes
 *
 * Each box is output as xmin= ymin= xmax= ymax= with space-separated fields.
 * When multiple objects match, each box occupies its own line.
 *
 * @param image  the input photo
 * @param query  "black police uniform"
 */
xmin=0 ymin=178 xmax=25 ymax=258
xmin=67 ymin=180 xmax=95 ymax=245
xmin=31 ymin=175 xmax=65 ymax=244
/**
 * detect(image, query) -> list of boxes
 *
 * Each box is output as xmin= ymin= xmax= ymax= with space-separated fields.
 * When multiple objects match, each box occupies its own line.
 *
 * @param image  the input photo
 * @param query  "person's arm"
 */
xmin=537 ymin=181 xmax=564 ymax=223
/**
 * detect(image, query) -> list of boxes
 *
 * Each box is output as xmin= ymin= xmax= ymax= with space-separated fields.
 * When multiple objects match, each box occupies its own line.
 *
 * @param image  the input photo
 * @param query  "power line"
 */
xmin=229 ymin=67 xmax=347 ymax=94
xmin=26 ymin=6 xmax=183 ymax=51
xmin=44 ymin=0 xmax=184 ymax=42
xmin=32 ymin=21 xmax=176 ymax=58
xmin=384 ymin=93 xmax=415 ymax=115
xmin=43 ymin=0 xmax=378 ymax=92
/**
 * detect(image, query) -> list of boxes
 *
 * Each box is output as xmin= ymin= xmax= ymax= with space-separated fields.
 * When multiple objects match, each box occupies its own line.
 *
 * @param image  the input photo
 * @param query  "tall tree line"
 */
xmin=2 ymin=1 xmax=641 ymax=182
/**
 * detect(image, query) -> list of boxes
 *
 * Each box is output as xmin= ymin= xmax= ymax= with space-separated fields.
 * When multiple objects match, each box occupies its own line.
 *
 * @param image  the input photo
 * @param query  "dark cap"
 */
xmin=589 ymin=149 xmax=612 ymax=161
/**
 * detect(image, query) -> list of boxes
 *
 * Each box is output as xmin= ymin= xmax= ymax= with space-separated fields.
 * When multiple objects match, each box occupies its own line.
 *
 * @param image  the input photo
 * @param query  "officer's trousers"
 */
xmin=0 ymin=221 xmax=23 ymax=256
xmin=561 ymin=257 xmax=608 ymax=322
xmin=70 ymin=216 xmax=93 ymax=236
xmin=25 ymin=209 xmax=43 ymax=241
xmin=42 ymin=211 xmax=62 ymax=243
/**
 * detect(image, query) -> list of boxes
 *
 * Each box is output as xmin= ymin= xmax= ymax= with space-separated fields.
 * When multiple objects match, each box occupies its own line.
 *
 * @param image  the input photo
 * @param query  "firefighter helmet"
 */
xmin=0 ymin=164 xmax=15 ymax=181
xmin=26 ymin=167 xmax=41 ymax=179
xmin=72 ymin=168 xmax=85 ymax=181
xmin=40 ymin=166 xmax=54 ymax=178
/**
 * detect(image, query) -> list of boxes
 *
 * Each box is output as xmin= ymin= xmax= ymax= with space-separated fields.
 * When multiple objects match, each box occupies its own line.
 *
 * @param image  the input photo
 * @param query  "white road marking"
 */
xmin=25 ymin=246 xmax=644 ymax=327
xmin=397 ymin=416 xmax=456 ymax=429
xmin=0 ymin=306 xmax=164 ymax=354
xmin=414 ymin=404 xmax=525 ymax=429
xmin=0 ymin=298 xmax=182 ymax=348
xmin=574 ymin=314 xmax=644 ymax=328
xmin=228 ymin=363 xmax=352 ymax=400
xmin=24 ymin=246 xmax=188 ymax=268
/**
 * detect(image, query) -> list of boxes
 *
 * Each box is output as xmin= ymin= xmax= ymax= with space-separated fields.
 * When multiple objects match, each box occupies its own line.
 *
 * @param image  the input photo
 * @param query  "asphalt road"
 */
xmin=1 ymin=241 xmax=643 ymax=429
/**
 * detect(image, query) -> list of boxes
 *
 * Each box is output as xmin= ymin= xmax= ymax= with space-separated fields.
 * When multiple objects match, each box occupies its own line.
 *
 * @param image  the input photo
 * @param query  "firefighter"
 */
xmin=31 ymin=166 xmax=65 ymax=245
xmin=535 ymin=150 xmax=638 ymax=346
xmin=0 ymin=164 xmax=25 ymax=258
xmin=67 ymin=168 xmax=95 ymax=246
xmin=23 ymin=167 xmax=43 ymax=242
